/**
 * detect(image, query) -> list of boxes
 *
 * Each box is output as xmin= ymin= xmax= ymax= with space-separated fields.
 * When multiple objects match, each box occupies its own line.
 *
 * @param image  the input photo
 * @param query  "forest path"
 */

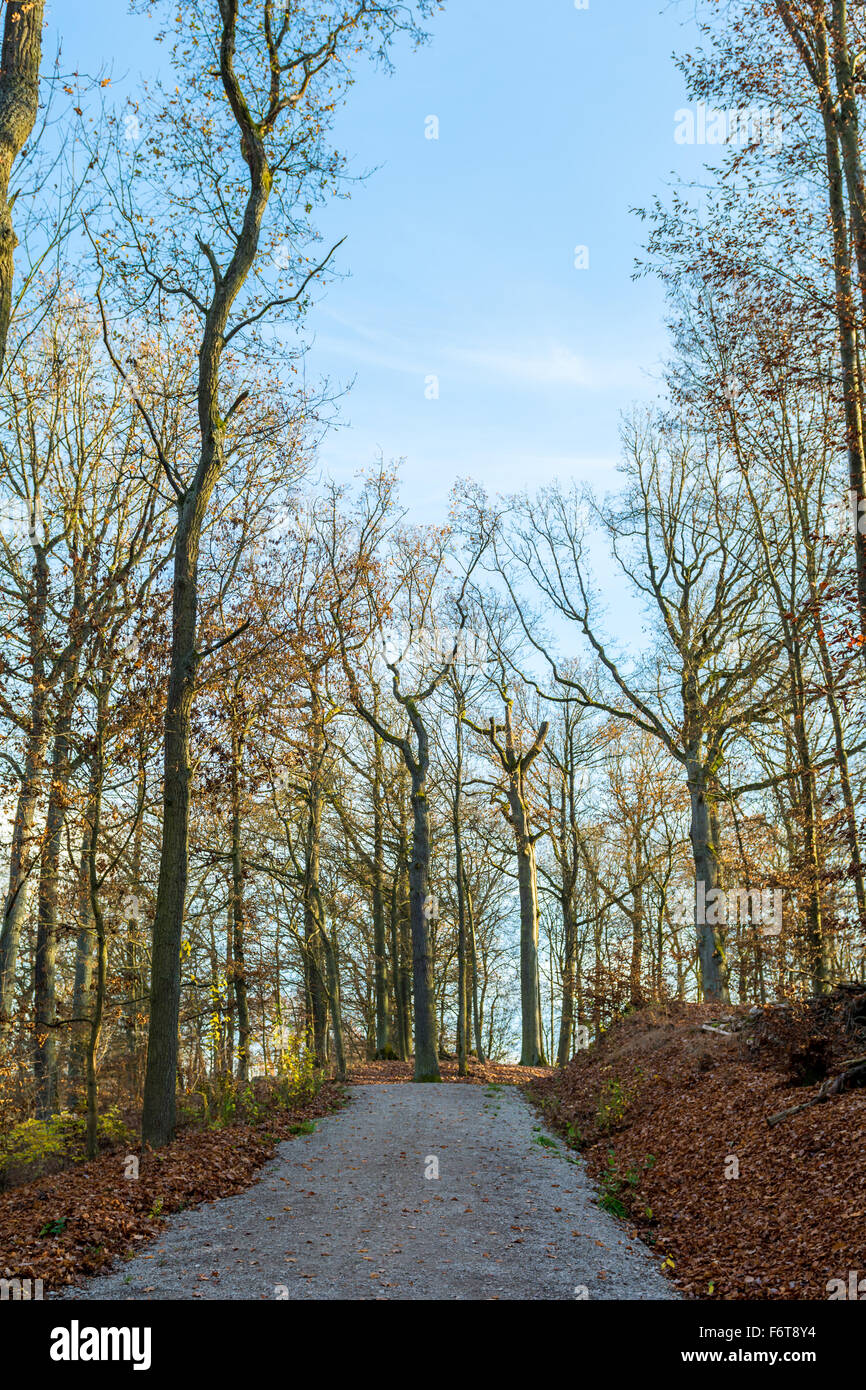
xmin=58 ymin=1084 xmax=676 ymax=1301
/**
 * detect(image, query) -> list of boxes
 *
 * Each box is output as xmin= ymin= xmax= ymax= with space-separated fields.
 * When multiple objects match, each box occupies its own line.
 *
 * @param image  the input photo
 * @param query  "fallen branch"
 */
xmin=767 ymin=1061 xmax=866 ymax=1127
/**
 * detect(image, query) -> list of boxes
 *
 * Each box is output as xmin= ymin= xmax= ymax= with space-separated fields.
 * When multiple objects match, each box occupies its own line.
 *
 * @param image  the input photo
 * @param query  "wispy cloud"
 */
xmin=310 ymin=314 xmax=640 ymax=393
xmin=444 ymin=343 xmax=593 ymax=387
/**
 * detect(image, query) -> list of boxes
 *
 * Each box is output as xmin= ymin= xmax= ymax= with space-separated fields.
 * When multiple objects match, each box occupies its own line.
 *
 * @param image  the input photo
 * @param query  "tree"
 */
xmin=92 ymin=0 xmax=437 ymax=1146
xmin=488 ymin=420 xmax=791 ymax=1002
xmin=463 ymin=688 xmax=548 ymax=1065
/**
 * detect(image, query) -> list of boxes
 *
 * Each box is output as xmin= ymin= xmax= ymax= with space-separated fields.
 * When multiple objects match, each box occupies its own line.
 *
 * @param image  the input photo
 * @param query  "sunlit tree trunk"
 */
xmin=0 ymin=0 xmax=45 ymax=372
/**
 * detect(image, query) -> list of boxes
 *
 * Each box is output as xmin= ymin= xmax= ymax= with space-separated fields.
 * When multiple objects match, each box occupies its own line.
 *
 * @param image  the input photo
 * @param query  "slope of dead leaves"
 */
xmin=0 ymin=1082 xmax=345 ymax=1291
xmin=529 ymin=993 xmax=866 ymax=1300
xmin=346 ymin=1058 xmax=552 ymax=1086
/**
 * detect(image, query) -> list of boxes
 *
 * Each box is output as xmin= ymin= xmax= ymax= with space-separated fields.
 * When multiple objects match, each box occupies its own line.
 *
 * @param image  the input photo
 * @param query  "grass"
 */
xmin=288 ymin=1120 xmax=317 ymax=1136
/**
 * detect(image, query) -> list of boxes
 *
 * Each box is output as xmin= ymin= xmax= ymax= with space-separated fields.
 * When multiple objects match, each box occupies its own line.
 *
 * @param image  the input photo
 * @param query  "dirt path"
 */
xmin=57 ymin=1084 xmax=676 ymax=1301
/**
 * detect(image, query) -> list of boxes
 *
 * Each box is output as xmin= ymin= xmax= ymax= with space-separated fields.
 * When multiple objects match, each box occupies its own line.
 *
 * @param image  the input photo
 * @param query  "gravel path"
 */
xmin=57 ymin=1084 xmax=676 ymax=1301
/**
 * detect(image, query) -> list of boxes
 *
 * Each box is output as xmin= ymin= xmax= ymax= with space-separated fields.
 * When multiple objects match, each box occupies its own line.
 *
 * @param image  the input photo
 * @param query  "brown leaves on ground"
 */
xmin=346 ymin=1059 xmax=552 ymax=1086
xmin=0 ymin=1082 xmax=345 ymax=1292
xmin=530 ymin=994 xmax=866 ymax=1300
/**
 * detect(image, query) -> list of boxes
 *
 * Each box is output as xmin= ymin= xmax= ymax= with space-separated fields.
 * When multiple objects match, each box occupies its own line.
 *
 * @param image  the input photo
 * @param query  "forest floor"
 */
xmin=0 ymin=1081 xmax=347 ymax=1293
xmin=10 ymin=993 xmax=862 ymax=1302
xmin=529 ymin=989 xmax=866 ymax=1300
xmin=50 ymin=1081 xmax=675 ymax=1300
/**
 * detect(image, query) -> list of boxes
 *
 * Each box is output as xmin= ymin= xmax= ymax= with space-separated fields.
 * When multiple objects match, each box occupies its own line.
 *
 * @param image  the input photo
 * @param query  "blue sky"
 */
xmin=56 ymin=0 xmax=706 ymax=525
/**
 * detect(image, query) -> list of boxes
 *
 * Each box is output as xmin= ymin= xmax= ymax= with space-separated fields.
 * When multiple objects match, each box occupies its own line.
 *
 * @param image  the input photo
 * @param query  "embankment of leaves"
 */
xmin=528 ymin=994 xmax=866 ymax=1300
xmin=0 ymin=1080 xmax=346 ymax=1291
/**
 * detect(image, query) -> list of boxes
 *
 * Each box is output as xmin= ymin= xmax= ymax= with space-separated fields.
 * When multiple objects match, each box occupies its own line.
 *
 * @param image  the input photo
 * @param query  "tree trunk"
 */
xmin=67 ymin=815 xmax=95 ymax=1105
xmin=372 ymin=733 xmax=391 ymax=1057
xmin=123 ymin=762 xmax=146 ymax=1099
xmin=514 ymin=827 xmax=546 ymax=1064
xmin=320 ymin=918 xmax=346 ymax=1081
xmin=687 ymin=758 xmax=730 ymax=1002
xmin=557 ymin=888 xmax=577 ymax=1066
xmin=303 ymin=703 xmax=328 ymax=1067
xmin=85 ymin=678 xmax=109 ymax=1160
xmin=816 ymin=20 xmax=866 ymax=655
xmin=396 ymin=815 xmax=413 ymax=1059
xmin=34 ymin=674 xmax=78 ymax=1118
xmin=453 ymin=715 xmax=468 ymax=1075
xmin=409 ymin=773 xmax=440 ymax=1082
xmin=141 ymin=513 xmax=199 ymax=1146
xmin=0 ymin=543 xmax=49 ymax=1024
xmin=0 ymin=712 xmax=46 ymax=1022
xmin=464 ymin=871 xmax=485 ymax=1063
xmin=0 ymin=0 xmax=45 ymax=372
xmin=229 ymin=726 xmax=251 ymax=1081
xmin=389 ymin=863 xmax=408 ymax=1061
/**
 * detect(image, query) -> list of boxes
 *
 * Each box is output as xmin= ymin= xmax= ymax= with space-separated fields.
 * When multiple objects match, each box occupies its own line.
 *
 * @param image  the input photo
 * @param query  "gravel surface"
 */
xmin=57 ymin=1083 xmax=677 ymax=1301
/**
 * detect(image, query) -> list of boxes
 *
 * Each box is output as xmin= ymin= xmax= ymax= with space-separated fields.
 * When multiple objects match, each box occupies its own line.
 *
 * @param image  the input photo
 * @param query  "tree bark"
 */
xmin=0 ymin=0 xmax=44 ymax=372
xmin=687 ymin=757 xmax=730 ymax=1002
xmin=0 ymin=541 xmax=49 ymax=1024
xmin=453 ymin=713 xmax=468 ymax=1074
xmin=33 ymin=667 xmax=78 ymax=1118
xmin=229 ymin=726 xmax=250 ymax=1081
xmin=463 ymin=870 xmax=486 ymax=1063
xmin=371 ymin=732 xmax=391 ymax=1057
xmin=409 ymin=769 xmax=441 ymax=1082
xmin=141 ymin=513 xmax=199 ymax=1145
xmin=67 ymin=814 xmax=95 ymax=1105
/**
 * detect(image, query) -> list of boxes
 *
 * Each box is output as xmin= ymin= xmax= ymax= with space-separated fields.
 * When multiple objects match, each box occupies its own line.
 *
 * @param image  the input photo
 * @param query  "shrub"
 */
xmin=595 ymin=1069 xmax=643 ymax=1132
xmin=0 ymin=1107 xmax=131 ymax=1188
xmin=188 ymin=1034 xmax=320 ymax=1130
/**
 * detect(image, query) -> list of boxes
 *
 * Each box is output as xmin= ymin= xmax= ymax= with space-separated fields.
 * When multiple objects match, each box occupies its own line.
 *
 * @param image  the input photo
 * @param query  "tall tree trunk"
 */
xmin=229 ymin=725 xmax=251 ymax=1081
xmin=557 ymin=889 xmax=577 ymax=1066
xmin=67 ymin=814 xmax=95 ymax=1105
xmin=123 ymin=761 xmax=146 ymax=1099
xmin=463 ymin=870 xmax=485 ymax=1063
xmin=303 ymin=698 xmax=328 ymax=1067
xmin=389 ymin=863 xmax=408 ymax=1061
xmin=0 ymin=543 xmax=49 ymax=1024
xmin=0 ymin=713 xmax=46 ymax=1022
xmin=787 ymin=646 xmax=830 ymax=994
xmin=687 ymin=756 xmax=730 ymax=1003
xmin=453 ymin=714 xmax=468 ymax=1075
xmin=628 ymin=862 xmax=645 ymax=1008
xmin=85 ymin=681 xmax=109 ymax=1161
xmin=371 ymin=732 xmax=390 ymax=1057
xmin=514 ymin=824 xmax=546 ymax=1064
xmin=0 ymin=0 xmax=45 ymax=372
xmin=817 ymin=20 xmax=866 ymax=654
xmin=805 ymin=540 xmax=866 ymax=946
xmin=408 ymin=768 xmax=440 ymax=1082
xmin=141 ymin=513 xmax=200 ymax=1146
xmin=34 ymin=669 xmax=78 ymax=1118
xmin=320 ymin=916 xmax=346 ymax=1081
xmin=396 ymin=814 xmax=413 ymax=1059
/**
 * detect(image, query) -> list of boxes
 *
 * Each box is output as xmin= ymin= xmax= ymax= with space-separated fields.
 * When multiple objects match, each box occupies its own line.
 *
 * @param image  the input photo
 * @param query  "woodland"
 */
xmin=0 ymin=0 xmax=865 ymax=1194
